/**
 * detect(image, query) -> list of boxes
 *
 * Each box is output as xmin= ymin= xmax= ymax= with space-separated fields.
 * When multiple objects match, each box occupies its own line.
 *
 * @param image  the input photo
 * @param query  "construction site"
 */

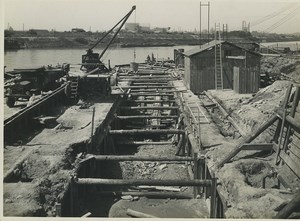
xmin=3 ymin=2 xmax=300 ymax=219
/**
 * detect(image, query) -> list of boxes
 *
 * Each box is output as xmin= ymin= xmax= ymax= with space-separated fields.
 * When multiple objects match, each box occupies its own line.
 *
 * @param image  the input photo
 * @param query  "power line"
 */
xmin=251 ymin=3 xmax=295 ymax=27
xmin=264 ymin=6 xmax=300 ymax=32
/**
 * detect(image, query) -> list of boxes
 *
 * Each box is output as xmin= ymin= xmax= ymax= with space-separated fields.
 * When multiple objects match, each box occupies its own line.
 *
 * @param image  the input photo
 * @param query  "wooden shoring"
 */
xmin=210 ymin=173 xmax=218 ymax=218
xmin=117 ymin=141 xmax=173 ymax=145
xmin=282 ymin=86 xmax=300 ymax=152
xmin=129 ymin=93 xmax=174 ymax=97
xmin=274 ymin=191 xmax=300 ymax=218
xmin=275 ymin=109 xmax=300 ymax=131
xmin=119 ymin=78 xmax=170 ymax=82
xmin=119 ymin=106 xmax=178 ymax=110
xmin=216 ymin=114 xmax=278 ymax=168
xmin=109 ymin=129 xmax=185 ymax=135
xmin=275 ymin=83 xmax=293 ymax=164
xmin=240 ymin=143 xmax=274 ymax=151
xmin=118 ymin=75 xmax=171 ymax=79
xmin=112 ymin=86 xmax=174 ymax=89
xmin=132 ymin=83 xmax=169 ymax=85
xmin=76 ymin=178 xmax=212 ymax=186
xmin=128 ymin=100 xmax=176 ymax=103
xmin=116 ymin=115 xmax=178 ymax=120
xmin=86 ymin=155 xmax=193 ymax=161
xmin=95 ymin=191 xmax=193 ymax=199
xmin=129 ymin=89 xmax=178 ymax=93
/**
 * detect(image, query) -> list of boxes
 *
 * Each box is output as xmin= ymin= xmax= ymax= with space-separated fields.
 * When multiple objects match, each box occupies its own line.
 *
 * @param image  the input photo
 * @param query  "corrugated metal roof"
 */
xmin=184 ymin=40 xmax=261 ymax=57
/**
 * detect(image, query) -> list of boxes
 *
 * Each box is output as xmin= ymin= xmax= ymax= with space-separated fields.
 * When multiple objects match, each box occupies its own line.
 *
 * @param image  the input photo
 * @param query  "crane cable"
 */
xmin=264 ymin=6 xmax=300 ymax=32
xmin=133 ymin=9 xmax=137 ymax=62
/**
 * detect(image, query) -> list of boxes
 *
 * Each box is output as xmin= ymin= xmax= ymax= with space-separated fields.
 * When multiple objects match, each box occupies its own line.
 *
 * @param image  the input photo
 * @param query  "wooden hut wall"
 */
xmin=189 ymin=50 xmax=215 ymax=94
xmin=185 ymin=43 xmax=260 ymax=94
xmin=184 ymin=57 xmax=191 ymax=89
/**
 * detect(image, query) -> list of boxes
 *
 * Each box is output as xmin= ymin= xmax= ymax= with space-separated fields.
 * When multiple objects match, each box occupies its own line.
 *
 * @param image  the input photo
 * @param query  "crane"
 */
xmin=81 ymin=5 xmax=136 ymax=73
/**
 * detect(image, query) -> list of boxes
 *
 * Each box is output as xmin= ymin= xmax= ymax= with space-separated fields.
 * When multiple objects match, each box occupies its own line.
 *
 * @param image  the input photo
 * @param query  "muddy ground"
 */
xmin=3 ymin=98 xmax=115 ymax=216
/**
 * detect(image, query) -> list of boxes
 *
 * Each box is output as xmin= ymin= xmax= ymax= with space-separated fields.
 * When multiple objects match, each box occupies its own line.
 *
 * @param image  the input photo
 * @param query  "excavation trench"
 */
xmin=63 ymin=79 xmax=222 ymax=218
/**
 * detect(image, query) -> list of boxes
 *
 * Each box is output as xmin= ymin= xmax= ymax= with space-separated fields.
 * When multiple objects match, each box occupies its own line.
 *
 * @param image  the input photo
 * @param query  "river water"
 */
xmin=4 ymin=45 xmax=196 ymax=71
xmin=5 ymin=41 xmax=300 ymax=71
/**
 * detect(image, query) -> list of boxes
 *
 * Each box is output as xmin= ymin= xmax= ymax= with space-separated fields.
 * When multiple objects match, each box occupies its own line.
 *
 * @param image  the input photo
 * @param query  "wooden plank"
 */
xmin=119 ymin=106 xmax=178 ymax=110
xmin=109 ymin=129 xmax=185 ymax=135
xmin=129 ymin=93 xmax=174 ymax=97
xmin=130 ymin=100 xmax=176 ymax=103
xmin=240 ymin=143 xmax=274 ymax=151
xmin=76 ymin=178 xmax=212 ymax=186
xmin=279 ymin=152 xmax=300 ymax=178
xmin=116 ymin=115 xmax=178 ymax=119
xmin=117 ymin=141 xmax=173 ymax=145
xmin=274 ymin=191 xmax=300 ymax=218
xmin=96 ymin=191 xmax=193 ymax=199
xmin=86 ymin=155 xmax=193 ymax=161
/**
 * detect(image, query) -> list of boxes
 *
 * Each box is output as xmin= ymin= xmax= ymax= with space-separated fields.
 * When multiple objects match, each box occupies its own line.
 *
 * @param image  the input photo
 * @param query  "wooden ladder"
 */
xmin=70 ymin=76 xmax=79 ymax=99
xmin=215 ymin=23 xmax=223 ymax=90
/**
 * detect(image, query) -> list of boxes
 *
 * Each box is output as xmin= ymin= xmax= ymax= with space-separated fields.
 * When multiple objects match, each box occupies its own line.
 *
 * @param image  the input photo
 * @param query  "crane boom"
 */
xmin=81 ymin=6 xmax=136 ymax=73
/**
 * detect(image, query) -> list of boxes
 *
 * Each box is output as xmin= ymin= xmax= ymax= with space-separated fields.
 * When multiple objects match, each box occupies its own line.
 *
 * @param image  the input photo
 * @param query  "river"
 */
xmin=260 ymin=41 xmax=300 ymax=51
xmin=4 ymin=45 xmax=196 ymax=71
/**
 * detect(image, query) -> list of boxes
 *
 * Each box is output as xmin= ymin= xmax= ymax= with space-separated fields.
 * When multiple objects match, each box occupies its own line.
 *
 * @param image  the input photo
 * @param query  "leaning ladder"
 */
xmin=215 ymin=23 xmax=223 ymax=90
xmin=70 ymin=76 xmax=79 ymax=99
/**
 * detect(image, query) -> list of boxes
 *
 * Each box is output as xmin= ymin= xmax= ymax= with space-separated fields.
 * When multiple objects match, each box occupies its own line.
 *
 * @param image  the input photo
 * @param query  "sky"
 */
xmin=2 ymin=0 xmax=300 ymax=34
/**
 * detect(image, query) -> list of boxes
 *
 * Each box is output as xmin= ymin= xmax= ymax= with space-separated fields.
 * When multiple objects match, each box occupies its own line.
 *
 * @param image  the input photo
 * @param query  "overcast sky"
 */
xmin=3 ymin=0 xmax=300 ymax=34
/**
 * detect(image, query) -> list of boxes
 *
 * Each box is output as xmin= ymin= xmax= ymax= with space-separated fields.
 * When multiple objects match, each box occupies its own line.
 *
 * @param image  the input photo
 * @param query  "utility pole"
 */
xmin=199 ymin=1 xmax=210 ymax=47
xmin=23 ymin=23 xmax=24 ymax=32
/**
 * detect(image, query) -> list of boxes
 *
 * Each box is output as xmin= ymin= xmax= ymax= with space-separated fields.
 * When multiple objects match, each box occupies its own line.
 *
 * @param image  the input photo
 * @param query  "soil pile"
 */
xmin=261 ymin=56 xmax=300 ymax=81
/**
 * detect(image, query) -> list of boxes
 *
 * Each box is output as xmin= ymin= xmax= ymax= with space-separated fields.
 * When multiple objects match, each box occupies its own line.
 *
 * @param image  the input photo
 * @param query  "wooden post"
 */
xmin=275 ymin=84 xmax=293 ymax=164
xmin=193 ymin=153 xmax=199 ymax=198
xmin=210 ymin=174 xmax=217 ymax=218
xmin=91 ymin=107 xmax=95 ymax=139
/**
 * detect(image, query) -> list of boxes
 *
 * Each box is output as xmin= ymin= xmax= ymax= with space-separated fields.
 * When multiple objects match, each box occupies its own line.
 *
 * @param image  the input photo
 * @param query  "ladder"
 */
xmin=70 ymin=76 xmax=79 ymax=99
xmin=215 ymin=23 xmax=223 ymax=90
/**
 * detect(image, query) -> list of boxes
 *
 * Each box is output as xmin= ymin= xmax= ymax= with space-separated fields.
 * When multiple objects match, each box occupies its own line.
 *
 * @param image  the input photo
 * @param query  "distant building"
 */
xmin=28 ymin=29 xmax=49 ymax=35
xmin=71 ymin=28 xmax=86 ymax=33
xmin=184 ymin=40 xmax=261 ymax=94
xmin=153 ymin=27 xmax=169 ymax=33
xmin=139 ymin=24 xmax=151 ymax=32
xmin=125 ymin=23 xmax=139 ymax=32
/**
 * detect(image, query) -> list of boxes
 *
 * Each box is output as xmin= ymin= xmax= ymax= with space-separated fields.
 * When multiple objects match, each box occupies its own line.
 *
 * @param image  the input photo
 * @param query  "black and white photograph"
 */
xmin=2 ymin=0 xmax=300 ymax=218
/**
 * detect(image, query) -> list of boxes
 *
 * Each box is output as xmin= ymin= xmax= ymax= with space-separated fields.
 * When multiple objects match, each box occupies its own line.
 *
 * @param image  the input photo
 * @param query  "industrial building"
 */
xmin=184 ymin=40 xmax=261 ymax=94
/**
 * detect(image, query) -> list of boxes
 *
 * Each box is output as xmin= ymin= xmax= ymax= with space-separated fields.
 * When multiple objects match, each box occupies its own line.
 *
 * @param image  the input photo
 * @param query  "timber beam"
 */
xmin=109 ymin=129 xmax=185 ymax=135
xmin=112 ymin=86 xmax=174 ymax=89
xmin=128 ymin=100 xmax=176 ymax=103
xmin=129 ymin=90 xmax=178 ymax=93
xmin=95 ymin=191 xmax=193 ymax=199
xmin=117 ymin=141 xmax=173 ymax=145
xmin=118 ymin=79 xmax=170 ymax=82
xmin=119 ymin=106 xmax=178 ymax=110
xmin=86 ymin=155 xmax=193 ymax=161
xmin=132 ymin=83 xmax=169 ymax=85
xmin=76 ymin=178 xmax=212 ymax=186
xmin=129 ymin=93 xmax=174 ymax=97
xmin=116 ymin=115 xmax=178 ymax=119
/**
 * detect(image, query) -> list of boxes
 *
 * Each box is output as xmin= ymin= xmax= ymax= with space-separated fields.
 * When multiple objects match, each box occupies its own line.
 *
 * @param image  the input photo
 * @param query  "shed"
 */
xmin=184 ymin=40 xmax=261 ymax=94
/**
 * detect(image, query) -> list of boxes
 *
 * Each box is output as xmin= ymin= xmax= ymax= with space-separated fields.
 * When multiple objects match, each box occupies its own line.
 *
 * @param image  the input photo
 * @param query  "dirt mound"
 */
xmin=261 ymin=56 xmax=300 ymax=77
